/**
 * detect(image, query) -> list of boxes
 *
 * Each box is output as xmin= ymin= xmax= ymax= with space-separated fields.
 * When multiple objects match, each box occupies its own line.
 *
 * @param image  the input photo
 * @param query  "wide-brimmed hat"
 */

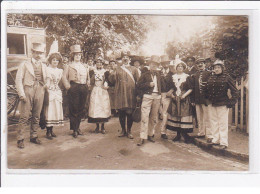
xmin=174 ymin=58 xmax=187 ymax=70
xmin=70 ymin=44 xmax=82 ymax=54
xmin=130 ymin=55 xmax=145 ymax=66
xmin=160 ymin=55 xmax=170 ymax=63
xmin=196 ymin=58 xmax=206 ymax=64
xmin=212 ymin=59 xmax=225 ymax=67
xmin=148 ymin=55 xmax=160 ymax=65
xmin=31 ymin=42 xmax=46 ymax=53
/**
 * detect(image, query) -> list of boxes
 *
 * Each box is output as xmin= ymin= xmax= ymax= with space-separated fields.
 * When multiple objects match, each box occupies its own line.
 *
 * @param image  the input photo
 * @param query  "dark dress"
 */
xmin=166 ymin=73 xmax=193 ymax=133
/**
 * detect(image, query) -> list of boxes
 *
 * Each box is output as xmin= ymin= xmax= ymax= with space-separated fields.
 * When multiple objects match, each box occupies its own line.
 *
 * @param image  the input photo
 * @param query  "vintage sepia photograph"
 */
xmin=5 ymin=12 xmax=249 ymax=172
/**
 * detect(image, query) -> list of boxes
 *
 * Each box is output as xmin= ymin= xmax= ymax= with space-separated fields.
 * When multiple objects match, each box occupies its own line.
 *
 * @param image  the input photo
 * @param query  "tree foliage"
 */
xmin=166 ymin=16 xmax=248 ymax=80
xmin=7 ymin=14 xmax=149 ymax=59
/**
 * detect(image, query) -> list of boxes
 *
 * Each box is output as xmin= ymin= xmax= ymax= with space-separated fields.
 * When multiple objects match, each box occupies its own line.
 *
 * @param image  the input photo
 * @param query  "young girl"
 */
xmin=45 ymin=53 xmax=64 ymax=139
xmin=88 ymin=57 xmax=111 ymax=134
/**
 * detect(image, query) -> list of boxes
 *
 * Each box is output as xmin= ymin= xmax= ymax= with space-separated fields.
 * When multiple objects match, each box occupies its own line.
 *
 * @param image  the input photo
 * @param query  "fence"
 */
xmin=228 ymin=75 xmax=249 ymax=134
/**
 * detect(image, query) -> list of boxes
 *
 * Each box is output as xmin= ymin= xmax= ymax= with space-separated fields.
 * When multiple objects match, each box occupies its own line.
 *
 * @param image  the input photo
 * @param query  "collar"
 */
xmin=32 ymin=58 xmax=41 ymax=66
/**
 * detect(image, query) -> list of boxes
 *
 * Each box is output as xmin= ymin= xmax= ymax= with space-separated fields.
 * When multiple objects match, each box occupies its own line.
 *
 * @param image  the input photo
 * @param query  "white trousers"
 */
xmin=140 ymin=94 xmax=161 ymax=139
xmin=196 ymin=104 xmax=212 ymax=138
xmin=160 ymin=92 xmax=171 ymax=135
xmin=208 ymin=104 xmax=229 ymax=146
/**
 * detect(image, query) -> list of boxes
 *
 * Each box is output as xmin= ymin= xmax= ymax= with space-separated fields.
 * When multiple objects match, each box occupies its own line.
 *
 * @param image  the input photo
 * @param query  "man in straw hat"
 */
xmin=136 ymin=55 xmax=165 ymax=146
xmin=108 ymin=51 xmax=139 ymax=139
xmin=189 ymin=58 xmax=213 ymax=140
xmin=159 ymin=55 xmax=171 ymax=139
xmin=16 ymin=42 xmax=48 ymax=148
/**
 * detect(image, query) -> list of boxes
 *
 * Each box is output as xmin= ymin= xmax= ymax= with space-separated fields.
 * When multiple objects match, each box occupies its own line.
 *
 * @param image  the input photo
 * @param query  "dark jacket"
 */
xmin=184 ymin=66 xmax=198 ymax=75
xmin=205 ymin=72 xmax=239 ymax=107
xmin=164 ymin=71 xmax=175 ymax=93
xmin=190 ymin=70 xmax=212 ymax=104
xmin=137 ymin=70 xmax=165 ymax=97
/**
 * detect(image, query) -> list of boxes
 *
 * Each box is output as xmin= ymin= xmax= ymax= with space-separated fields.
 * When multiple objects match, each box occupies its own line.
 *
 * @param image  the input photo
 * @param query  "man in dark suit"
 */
xmin=184 ymin=56 xmax=198 ymax=75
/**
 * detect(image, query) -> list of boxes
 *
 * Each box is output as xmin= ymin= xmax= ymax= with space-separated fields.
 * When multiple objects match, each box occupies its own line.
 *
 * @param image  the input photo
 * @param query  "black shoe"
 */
xmin=207 ymin=138 xmax=213 ymax=144
xmin=30 ymin=137 xmax=41 ymax=144
xmin=172 ymin=135 xmax=181 ymax=142
xmin=95 ymin=127 xmax=99 ymax=133
xmin=137 ymin=138 xmax=144 ymax=146
xmin=17 ymin=139 xmax=24 ymax=149
xmin=196 ymin=135 xmax=205 ymax=138
xmin=161 ymin=134 xmax=168 ymax=139
xmin=101 ymin=129 xmax=106 ymax=134
xmin=50 ymin=130 xmax=57 ymax=138
xmin=46 ymin=131 xmax=53 ymax=140
xmin=73 ymin=131 xmax=78 ymax=138
xmin=78 ymin=129 xmax=83 ymax=135
xmin=147 ymin=136 xmax=155 ymax=143
xmin=118 ymin=131 xmax=127 ymax=137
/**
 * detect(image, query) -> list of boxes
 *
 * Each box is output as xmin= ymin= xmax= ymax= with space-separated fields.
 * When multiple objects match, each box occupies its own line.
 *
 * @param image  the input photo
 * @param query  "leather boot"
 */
xmin=50 ymin=127 xmax=56 ymax=138
xmin=73 ymin=130 xmax=78 ymax=138
xmin=147 ymin=136 xmax=155 ymax=143
xmin=172 ymin=132 xmax=181 ymax=142
xmin=118 ymin=130 xmax=127 ymax=137
xmin=30 ymin=137 xmax=42 ymax=144
xmin=95 ymin=123 xmax=100 ymax=133
xmin=46 ymin=128 xmax=53 ymax=140
xmin=101 ymin=123 xmax=106 ymax=134
xmin=17 ymin=139 xmax=24 ymax=149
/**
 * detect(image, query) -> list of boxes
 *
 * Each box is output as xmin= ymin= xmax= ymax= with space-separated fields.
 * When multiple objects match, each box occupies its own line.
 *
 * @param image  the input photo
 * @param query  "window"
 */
xmin=7 ymin=33 xmax=27 ymax=55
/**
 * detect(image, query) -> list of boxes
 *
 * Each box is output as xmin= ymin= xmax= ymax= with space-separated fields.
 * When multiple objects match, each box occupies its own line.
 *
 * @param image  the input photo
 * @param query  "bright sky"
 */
xmin=140 ymin=16 xmax=215 ymax=56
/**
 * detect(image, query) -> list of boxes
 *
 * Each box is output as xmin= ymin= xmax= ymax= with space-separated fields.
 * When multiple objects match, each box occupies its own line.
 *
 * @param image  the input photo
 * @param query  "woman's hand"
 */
xmin=102 ymin=86 xmax=109 ymax=90
xmin=150 ymin=82 xmax=155 ymax=87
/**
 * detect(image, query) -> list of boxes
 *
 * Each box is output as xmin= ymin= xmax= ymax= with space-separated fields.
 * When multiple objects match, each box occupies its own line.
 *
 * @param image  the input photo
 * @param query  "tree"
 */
xmin=165 ymin=16 xmax=248 ymax=80
xmin=7 ymin=14 xmax=150 ymax=59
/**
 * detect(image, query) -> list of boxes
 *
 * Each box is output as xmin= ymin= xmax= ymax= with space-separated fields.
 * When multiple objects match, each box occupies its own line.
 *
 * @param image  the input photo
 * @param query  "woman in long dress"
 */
xmin=166 ymin=59 xmax=193 ymax=143
xmin=88 ymin=57 xmax=111 ymax=134
xmin=45 ymin=53 xmax=64 ymax=139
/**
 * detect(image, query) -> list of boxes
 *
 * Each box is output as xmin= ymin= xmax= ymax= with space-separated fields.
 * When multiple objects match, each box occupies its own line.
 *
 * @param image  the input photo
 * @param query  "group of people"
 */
xmin=15 ymin=42 xmax=239 ymax=150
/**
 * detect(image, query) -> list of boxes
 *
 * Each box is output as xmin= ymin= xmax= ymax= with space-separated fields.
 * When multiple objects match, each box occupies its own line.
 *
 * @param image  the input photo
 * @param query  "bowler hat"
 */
xmin=31 ymin=42 xmax=46 ymax=53
xmin=70 ymin=45 xmax=82 ymax=54
xmin=148 ymin=55 xmax=160 ymax=64
xmin=160 ymin=55 xmax=170 ymax=63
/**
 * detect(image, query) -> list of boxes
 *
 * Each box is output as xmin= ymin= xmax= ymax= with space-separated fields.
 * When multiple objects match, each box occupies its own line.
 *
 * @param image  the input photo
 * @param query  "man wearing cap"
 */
xmin=16 ymin=42 xmax=49 ymax=148
xmin=136 ymin=55 xmax=164 ymax=146
xmin=184 ymin=56 xmax=198 ymax=75
xmin=159 ymin=55 xmax=171 ymax=139
xmin=62 ymin=44 xmax=89 ymax=138
xmin=108 ymin=51 xmax=139 ymax=139
xmin=189 ymin=58 xmax=213 ymax=140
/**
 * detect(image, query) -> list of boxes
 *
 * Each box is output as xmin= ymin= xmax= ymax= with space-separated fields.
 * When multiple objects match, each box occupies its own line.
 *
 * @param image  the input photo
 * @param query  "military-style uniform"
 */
xmin=205 ymin=65 xmax=238 ymax=147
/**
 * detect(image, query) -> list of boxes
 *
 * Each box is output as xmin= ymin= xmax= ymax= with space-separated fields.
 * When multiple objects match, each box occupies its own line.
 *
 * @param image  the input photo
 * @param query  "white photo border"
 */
xmin=1 ymin=1 xmax=260 ymax=187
